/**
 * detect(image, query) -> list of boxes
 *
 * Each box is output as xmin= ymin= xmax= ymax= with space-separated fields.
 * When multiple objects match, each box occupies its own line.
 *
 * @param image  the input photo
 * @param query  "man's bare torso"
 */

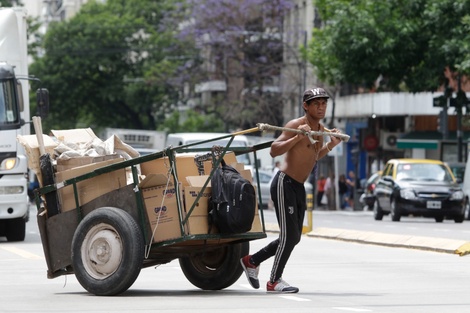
xmin=275 ymin=117 xmax=324 ymax=183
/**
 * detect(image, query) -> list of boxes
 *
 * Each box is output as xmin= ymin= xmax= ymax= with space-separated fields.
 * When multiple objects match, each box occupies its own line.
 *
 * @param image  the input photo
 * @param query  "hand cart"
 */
xmin=34 ymin=129 xmax=272 ymax=296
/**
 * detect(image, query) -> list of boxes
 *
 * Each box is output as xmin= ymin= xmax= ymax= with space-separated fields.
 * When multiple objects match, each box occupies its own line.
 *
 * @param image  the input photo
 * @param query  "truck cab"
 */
xmin=0 ymin=8 xmax=49 ymax=241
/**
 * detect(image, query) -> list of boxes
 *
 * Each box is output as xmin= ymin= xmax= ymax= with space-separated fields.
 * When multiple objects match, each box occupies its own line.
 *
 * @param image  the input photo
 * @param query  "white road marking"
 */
xmin=332 ymin=307 xmax=372 ymax=312
xmin=0 ymin=246 xmax=43 ymax=260
xmin=432 ymin=228 xmax=450 ymax=233
xmin=279 ymin=295 xmax=311 ymax=302
xmin=240 ymin=284 xmax=255 ymax=289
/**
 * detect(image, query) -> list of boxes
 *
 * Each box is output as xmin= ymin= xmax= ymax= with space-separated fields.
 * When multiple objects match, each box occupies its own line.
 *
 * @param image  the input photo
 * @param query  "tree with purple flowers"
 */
xmin=176 ymin=0 xmax=297 ymax=131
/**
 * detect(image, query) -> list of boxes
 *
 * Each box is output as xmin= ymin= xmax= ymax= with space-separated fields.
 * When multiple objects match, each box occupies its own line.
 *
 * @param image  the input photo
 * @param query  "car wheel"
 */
xmin=465 ymin=198 xmax=470 ymax=220
xmin=71 ymin=207 xmax=144 ymax=296
xmin=435 ymin=216 xmax=444 ymax=223
xmin=390 ymin=198 xmax=401 ymax=222
xmin=373 ymin=199 xmax=383 ymax=221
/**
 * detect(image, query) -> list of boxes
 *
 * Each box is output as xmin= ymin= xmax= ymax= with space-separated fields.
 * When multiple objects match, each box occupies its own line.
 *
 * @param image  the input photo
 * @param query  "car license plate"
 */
xmin=427 ymin=201 xmax=441 ymax=209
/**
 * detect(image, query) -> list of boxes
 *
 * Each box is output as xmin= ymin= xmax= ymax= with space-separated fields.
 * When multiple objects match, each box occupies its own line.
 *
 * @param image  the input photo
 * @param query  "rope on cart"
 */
xmin=144 ymin=150 xmax=178 ymax=258
xmin=256 ymin=123 xmax=350 ymax=142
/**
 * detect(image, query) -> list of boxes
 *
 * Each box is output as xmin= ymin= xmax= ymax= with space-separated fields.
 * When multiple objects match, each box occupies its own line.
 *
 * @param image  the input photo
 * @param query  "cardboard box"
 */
xmin=183 ymin=170 xmax=262 ymax=234
xmin=140 ymin=154 xmax=200 ymax=186
xmin=16 ymin=134 xmax=59 ymax=186
xmin=184 ymin=175 xmax=214 ymax=235
xmin=51 ymin=128 xmax=97 ymax=143
xmin=140 ymin=174 xmax=186 ymax=243
xmin=56 ymin=155 xmax=121 ymax=172
xmin=55 ymin=158 xmax=127 ymax=212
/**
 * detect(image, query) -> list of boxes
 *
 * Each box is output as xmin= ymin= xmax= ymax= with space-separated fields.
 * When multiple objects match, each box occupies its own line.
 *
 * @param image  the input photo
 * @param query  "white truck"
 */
xmin=0 ymin=8 xmax=49 ymax=241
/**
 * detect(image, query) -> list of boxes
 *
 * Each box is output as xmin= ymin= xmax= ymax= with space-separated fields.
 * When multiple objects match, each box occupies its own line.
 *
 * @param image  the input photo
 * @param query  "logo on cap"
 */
xmin=311 ymin=88 xmax=322 ymax=96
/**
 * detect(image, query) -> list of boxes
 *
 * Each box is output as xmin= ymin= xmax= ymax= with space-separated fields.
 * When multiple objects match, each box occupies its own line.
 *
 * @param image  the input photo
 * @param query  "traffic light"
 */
xmin=437 ymin=109 xmax=448 ymax=138
xmin=433 ymin=95 xmax=446 ymax=107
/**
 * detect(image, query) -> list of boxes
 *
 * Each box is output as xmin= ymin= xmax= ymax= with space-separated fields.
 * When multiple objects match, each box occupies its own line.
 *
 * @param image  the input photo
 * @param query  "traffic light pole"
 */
xmin=457 ymin=76 xmax=463 ymax=162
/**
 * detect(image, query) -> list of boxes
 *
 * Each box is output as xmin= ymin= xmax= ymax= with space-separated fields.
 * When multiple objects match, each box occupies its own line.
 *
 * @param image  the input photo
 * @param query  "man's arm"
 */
xmin=270 ymin=120 xmax=306 ymax=157
xmin=317 ymin=129 xmax=342 ymax=160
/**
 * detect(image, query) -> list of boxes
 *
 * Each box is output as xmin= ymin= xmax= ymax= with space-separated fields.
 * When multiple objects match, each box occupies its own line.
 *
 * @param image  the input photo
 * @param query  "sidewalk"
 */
xmin=263 ymin=222 xmax=470 ymax=257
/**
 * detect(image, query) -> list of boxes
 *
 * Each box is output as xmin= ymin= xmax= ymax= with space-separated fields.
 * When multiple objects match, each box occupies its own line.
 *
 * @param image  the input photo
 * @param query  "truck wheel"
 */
xmin=71 ymin=207 xmax=144 ymax=296
xmin=6 ymin=217 xmax=26 ymax=242
xmin=179 ymin=241 xmax=249 ymax=290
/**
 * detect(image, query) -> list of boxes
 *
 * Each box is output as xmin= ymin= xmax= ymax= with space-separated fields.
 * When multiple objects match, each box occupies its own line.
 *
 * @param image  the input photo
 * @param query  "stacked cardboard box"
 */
xmin=18 ymin=128 xmax=129 ymax=213
xmin=55 ymin=158 xmax=127 ymax=212
xmin=16 ymin=134 xmax=58 ymax=186
xmin=140 ymin=174 xmax=186 ymax=243
xmin=139 ymin=152 xmax=262 ymax=241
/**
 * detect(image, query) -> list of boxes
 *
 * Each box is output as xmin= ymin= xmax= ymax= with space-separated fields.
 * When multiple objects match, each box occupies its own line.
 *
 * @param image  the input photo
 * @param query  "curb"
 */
xmin=264 ymin=223 xmax=470 ymax=256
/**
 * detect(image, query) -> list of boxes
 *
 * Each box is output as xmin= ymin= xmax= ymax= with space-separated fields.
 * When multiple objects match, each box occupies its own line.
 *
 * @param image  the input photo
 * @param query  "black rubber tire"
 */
xmin=435 ymin=216 xmax=444 ymax=223
xmin=71 ymin=207 xmax=144 ymax=296
xmin=390 ymin=198 xmax=401 ymax=222
xmin=6 ymin=217 xmax=26 ymax=242
xmin=179 ymin=241 xmax=249 ymax=290
xmin=464 ymin=198 xmax=470 ymax=220
xmin=373 ymin=200 xmax=383 ymax=221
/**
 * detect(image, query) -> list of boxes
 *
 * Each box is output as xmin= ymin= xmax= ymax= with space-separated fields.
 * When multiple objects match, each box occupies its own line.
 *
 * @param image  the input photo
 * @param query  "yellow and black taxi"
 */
xmin=373 ymin=159 xmax=465 ymax=223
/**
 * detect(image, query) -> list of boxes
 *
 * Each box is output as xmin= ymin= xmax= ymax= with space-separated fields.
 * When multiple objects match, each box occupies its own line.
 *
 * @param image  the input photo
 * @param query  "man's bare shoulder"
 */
xmin=285 ymin=117 xmax=304 ymax=128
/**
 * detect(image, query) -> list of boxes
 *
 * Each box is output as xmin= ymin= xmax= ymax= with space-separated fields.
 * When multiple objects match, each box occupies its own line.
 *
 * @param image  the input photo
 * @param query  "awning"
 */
xmin=396 ymin=131 xmax=470 ymax=149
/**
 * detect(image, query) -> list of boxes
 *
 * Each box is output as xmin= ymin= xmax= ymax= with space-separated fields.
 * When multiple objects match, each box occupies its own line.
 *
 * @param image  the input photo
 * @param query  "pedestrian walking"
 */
xmin=338 ymin=174 xmax=350 ymax=210
xmin=240 ymin=87 xmax=342 ymax=293
xmin=324 ymin=173 xmax=336 ymax=210
xmin=346 ymin=170 xmax=360 ymax=208
xmin=316 ymin=174 xmax=326 ymax=208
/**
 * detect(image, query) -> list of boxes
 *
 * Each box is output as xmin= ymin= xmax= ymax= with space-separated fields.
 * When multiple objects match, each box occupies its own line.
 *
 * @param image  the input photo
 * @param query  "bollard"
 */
xmin=302 ymin=193 xmax=314 ymax=233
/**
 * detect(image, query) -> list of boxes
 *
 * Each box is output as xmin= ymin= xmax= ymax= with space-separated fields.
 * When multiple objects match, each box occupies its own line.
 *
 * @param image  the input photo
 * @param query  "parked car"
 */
xmin=251 ymin=169 xmax=313 ymax=209
xmin=359 ymin=171 xmax=382 ymax=210
xmin=373 ymin=159 xmax=465 ymax=223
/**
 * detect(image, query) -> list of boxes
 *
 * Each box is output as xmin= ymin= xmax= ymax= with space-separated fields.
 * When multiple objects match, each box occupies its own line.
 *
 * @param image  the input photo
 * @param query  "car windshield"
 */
xmin=396 ymin=163 xmax=454 ymax=182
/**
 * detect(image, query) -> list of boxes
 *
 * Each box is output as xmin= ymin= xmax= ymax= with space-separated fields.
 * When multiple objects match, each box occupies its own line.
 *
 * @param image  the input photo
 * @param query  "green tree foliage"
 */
xmin=159 ymin=110 xmax=224 ymax=133
xmin=308 ymin=0 xmax=470 ymax=92
xmin=29 ymin=0 xmax=191 ymax=132
xmin=0 ymin=0 xmax=22 ymax=7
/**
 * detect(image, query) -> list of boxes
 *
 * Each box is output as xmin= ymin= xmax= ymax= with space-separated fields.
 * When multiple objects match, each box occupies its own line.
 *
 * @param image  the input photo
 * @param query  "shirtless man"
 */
xmin=240 ymin=87 xmax=342 ymax=293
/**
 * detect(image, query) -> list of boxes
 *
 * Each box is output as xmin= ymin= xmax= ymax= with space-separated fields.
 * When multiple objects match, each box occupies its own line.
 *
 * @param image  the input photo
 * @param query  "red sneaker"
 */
xmin=240 ymin=255 xmax=260 ymax=289
xmin=266 ymin=278 xmax=299 ymax=293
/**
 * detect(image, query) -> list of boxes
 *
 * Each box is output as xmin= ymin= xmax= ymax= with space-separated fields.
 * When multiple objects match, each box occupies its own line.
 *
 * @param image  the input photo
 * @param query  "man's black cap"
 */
xmin=303 ymin=87 xmax=329 ymax=102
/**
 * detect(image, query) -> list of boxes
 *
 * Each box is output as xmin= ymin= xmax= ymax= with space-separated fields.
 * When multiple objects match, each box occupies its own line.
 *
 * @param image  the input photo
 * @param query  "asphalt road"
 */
xmin=2 ymin=230 xmax=470 ymax=313
xmin=2 ymin=205 xmax=470 ymax=312
xmin=261 ymin=208 xmax=470 ymax=256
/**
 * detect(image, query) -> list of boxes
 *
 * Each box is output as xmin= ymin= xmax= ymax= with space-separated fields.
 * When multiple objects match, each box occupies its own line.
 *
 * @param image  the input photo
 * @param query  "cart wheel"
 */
xmin=71 ymin=207 xmax=144 ymax=296
xmin=179 ymin=241 xmax=249 ymax=290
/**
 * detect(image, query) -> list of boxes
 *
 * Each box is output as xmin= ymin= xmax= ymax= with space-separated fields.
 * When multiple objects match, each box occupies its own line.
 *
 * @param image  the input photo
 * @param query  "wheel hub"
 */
xmin=81 ymin=224 xmax=123 ymax=279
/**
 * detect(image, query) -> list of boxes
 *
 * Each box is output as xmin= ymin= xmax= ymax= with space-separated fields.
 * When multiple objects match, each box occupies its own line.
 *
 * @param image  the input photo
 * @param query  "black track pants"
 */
xmin=251 ymin=171 xmax=306 ymax=283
